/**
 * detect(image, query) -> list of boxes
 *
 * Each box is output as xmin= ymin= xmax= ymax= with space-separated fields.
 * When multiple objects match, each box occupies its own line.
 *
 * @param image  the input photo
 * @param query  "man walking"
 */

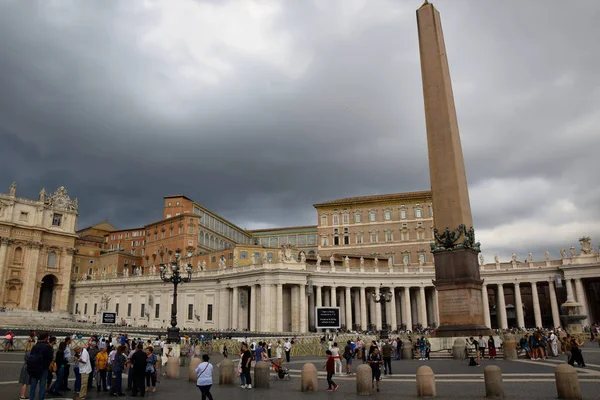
xmin=76 ymin=345 xmax=92 ymax=400
xmin=28 ymin=332 xmax=54 ymax=400
xmin=284 ymin=339 xmax=292 ymax=363
xmin=62 ymin=336 xmax=73 ymax=391
xmin=382 ymin=340 xmax=393 ymax=376
xmin=130 ymin=343 xmax=148 ymax=397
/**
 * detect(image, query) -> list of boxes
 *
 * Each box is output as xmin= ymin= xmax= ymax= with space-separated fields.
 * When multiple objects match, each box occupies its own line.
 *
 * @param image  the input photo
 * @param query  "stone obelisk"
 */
xmin=417 ymin=1 xmax=488 ymax=336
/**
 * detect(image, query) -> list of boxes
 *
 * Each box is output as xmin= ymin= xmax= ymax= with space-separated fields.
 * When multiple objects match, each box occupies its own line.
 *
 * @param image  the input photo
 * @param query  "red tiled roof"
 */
xmin=313 ymin=190 xmax=432 ymax=207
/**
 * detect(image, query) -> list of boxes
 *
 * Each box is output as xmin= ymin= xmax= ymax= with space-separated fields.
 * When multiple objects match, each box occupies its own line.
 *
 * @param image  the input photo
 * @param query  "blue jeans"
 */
xmin=49 ymin=365 xmax=64 ymax=393
xmin=30 ymin=369 xmax=48 ymax=400
xmin=419 ymin=348 xmax=425 ymax=358
xmin=110 ymin=372 xmax=123 ymax=394
xmin=74 ymin=367 xmax=81 ymax=392
xmin=240 ymin=371 xmax=246 ymax=386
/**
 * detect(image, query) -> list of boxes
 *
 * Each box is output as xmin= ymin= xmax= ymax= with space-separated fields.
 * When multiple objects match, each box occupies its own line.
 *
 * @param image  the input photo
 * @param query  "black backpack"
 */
xmin=27 ymin=351 xmax=44 ymax=379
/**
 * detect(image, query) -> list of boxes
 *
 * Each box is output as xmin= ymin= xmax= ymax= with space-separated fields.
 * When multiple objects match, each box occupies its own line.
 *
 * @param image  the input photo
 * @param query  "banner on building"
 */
xmin=101 ymin=312 xmax=117 ymax=324
xmin=315 ymin=307 xmax=340 ymax=329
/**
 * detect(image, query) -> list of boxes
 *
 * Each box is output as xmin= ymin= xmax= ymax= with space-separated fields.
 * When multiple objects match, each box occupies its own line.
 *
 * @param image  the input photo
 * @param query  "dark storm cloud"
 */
xmin=0 ymin=0 xmax=598 ymax=260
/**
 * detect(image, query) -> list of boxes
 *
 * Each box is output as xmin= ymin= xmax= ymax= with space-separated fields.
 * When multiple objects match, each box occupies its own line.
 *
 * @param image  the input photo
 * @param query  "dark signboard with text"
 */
xmin=101 ymin=312 xmax=117 ymax=324
xmin=315 ymin=307 xmax=340 ymax=329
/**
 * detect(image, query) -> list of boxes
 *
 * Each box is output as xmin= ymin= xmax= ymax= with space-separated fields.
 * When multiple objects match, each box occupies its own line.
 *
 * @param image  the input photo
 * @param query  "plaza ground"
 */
xmin=1 ymin=346 xmax=599 ymax=399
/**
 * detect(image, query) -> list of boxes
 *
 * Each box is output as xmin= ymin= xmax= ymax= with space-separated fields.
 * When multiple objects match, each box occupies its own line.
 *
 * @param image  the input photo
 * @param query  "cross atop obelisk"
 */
xmin=416 ymin=1 xmax=488 ymax=336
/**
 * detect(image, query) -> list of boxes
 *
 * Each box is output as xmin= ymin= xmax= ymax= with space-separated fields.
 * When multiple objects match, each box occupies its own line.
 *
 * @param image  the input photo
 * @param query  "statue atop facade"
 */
xmin=9 ymin=181 xmax=16 ymax=197
xmin=359 ymin=257 xmax=364 ymax=268
xmin=278 ymin=249 xmax=285 ymax=262
xmin=202 ymin=260 xmax=207 ymax=270
xmin=494 ymin=254 xmax=499 ymax=264
xmin=528 ymin=252 xmax=533 ymax=263
xmin=344 ymin=256 xmax=350 ymax=268
xmin=329 ymin=255 xmax=335 ymax=267
xmin=579 ymin=237 xmax=594 ymax=255
xmin=218 ymin=256 xmax=226 ymax=269
xmin=387 ymin=256 xmax=393 ymax=268
xmin=545 ymin=250 xmax=550 ymax=261
xmin=479 ymin=254 xmax=484 ymax=265
xmin=233 ymin=254 xmax=239 ymax=267
xmin=301 ymin=252 xmax=307 ymax=263
xmin=251 ymin=254 xmax=256 ymax=265
xmin=263 ymin=251 xmax=269 ymax=263
xmin=374 ymin=257 xmax=379 ymax=268
xmin=569 ymin=245 xmax=576 ymax=258
xmin=39 ymin=188 xmax=46 ymax=201
xmin=316 ymin=254 xmax=321 ymax=267
xmin=511 ymin=253 xmax=517 ymax=263
xmin=197 ymin=261 xmax=202 ymax=271
xmin=402 ymin=255 xmax=408 ymax=266
xmin=560 ymin=248 xmax=567 ymax=259
xmin=123 ymin=267 xmax=128 ymax=277
xmin=150 ymin=264 xmax=156 ymax=275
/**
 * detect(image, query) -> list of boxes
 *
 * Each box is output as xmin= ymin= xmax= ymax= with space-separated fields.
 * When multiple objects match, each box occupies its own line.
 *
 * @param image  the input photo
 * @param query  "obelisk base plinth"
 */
xmin=432 ymin=248 xmax=491 ymax=337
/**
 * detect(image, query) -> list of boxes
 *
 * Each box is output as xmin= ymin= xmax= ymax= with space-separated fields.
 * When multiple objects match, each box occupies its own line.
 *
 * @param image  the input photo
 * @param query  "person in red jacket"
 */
xmin=323 ymin=350 xmax=338 ymax=391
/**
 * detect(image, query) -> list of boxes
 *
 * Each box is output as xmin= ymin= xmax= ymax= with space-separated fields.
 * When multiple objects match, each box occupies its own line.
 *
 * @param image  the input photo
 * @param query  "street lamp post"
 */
xmin=371 ymin=284 xmax=393 ymax=339
xmin=159 ymin=248 xmax=193 ymax=344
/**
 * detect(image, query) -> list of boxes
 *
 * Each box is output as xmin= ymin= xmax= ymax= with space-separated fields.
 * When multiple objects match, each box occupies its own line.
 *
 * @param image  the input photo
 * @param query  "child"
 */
xmin=323 ymin=350 xmax=338 ymax=392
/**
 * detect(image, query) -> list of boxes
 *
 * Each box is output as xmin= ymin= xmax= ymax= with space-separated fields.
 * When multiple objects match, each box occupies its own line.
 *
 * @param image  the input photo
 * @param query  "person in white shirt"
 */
xmin=284 ymin=339 xmax=292 ymax=363
xmin=195 ymin=354 xmax=214 ymax=400
xmin=76 ymin=347 xmax=92 ymax=400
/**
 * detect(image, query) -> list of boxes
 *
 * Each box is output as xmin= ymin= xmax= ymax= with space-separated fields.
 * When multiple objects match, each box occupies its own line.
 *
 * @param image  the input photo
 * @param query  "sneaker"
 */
xmin=333 ymin=385 xmax=339 ymax=391
xmin=240 ymin=385 xmax=247 ymax=388
xmin=326 ymin=388 xmax=333 ymax=392
xmin=247 ymin=384 xmax=252 ymax=389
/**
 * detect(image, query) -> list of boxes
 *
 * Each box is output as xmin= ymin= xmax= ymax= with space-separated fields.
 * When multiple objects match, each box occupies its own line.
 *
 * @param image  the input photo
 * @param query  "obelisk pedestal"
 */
xmin=416 ymin=1 xmax=489 ymax=336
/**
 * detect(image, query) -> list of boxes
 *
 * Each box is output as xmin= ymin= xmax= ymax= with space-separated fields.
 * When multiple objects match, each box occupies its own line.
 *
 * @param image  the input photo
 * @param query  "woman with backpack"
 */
xmin=195 ymin=354 xmax=214 ymax=400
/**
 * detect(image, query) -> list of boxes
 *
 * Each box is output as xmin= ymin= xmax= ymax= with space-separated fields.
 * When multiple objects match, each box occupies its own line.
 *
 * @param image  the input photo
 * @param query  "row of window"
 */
xmin=11 ymin=247 xmax=58 ymax=267
xmin=254 ymin=234 xmax=318 ymax=248
xmin=74 ymin=302 xmax=214 ymax=322
xmin=321 ymin=207 xmax=432 ymax=226
xmin=194 ymin=207 xmax=251 ymax=244
xmin=199 ymin=231 xmax=233 ymax=250
xmin=321 ymin=229 xmax=426 ymax=246
xmin=17 ymin=211 xmax=63 ymax=227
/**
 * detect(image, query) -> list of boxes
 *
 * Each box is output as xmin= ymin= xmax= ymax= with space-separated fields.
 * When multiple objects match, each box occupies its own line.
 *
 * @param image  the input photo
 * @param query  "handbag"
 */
xmin=49 ymin=361 xmax=57 ymax=372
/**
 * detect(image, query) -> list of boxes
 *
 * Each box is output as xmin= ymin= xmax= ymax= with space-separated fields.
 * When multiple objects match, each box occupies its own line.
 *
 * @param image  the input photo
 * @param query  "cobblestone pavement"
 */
xmin=1 ymin=346 xmax=599 ymax=399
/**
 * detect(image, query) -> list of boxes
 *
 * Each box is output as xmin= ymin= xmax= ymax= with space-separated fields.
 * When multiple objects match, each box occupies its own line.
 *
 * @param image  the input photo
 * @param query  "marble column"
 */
xmin=530 ymin=282 xmax=542 ymax=329
xmin=315 ymin=285 xmax=322 ymax=307
xmin=330 ymin=286 xmax=337 ymax=307
xmin=23 ymin=243 xmax=42 ymax=310
xmin=345 ymin=287 xmax=352 ymax=331
xmin=232 ymin=287 xmax=239 ymax=330
xmin=260 ymin=284 xmax=272 ymax=331
xmin=403 ymin=287 xmax=413 ymax=331
xmin=299 ymin=284 xmax=307 ymax=333
xmin=250 ymin=284 xmax=257 ymax=331
xmin=433 ymin=289 xmax=440 ymax=327
xmin=0 ymin=239 xmax=10 ymax=304
xmin=359 ymin=286 xmax=367 ymax=330
xmin=548 ymin=280 xmax=561 ymax=329
xmin=291 ymin=285 xmax=300 ymax=332
xmin=565 ymin=279 xmax=574 ymax=299
xmin=389 ymin=287 xmax=397 ymax=331
xmin=339 ymin=289 xmax=346 ymax=326
xmin=375 ymin=288 xmax=382 ymax=330
xmin=574 ymin=278 xmax=589 ymax=326
xmin=276 ymin=284 xmax=283 ymax=332
xmin=514 ymin=282 xmax=525 ymax=329
xmin=496 ymin=284 xmax=508 ymax=330
xmin=308 ymin=285 xmax=315 ymax=331
xmin=353 ymin=289 xmax=361 ymax=331
xmin=419 ymin=286 xmax=428 ymax=327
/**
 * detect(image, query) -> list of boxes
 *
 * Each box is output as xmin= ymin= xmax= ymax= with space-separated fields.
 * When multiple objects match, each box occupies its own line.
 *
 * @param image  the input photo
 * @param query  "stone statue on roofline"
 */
xmin=528 ymin=252 xmax=533 ymax=263
xmin=494 ymin=254 xmax=499 ymax=264
xmin=374 ymin=257 xmax=379 ymax=268
xmin=560 ymin=248 xmax=567 ymax=259
xmin=300 ymin=252 xmax=307 ymax=263
xmin=329 ymin=255 xmax=335 ymax=267
xmin=9 ymin=181 xmax=16 ymax=196
xmin=359 ymin=257 xmax=364 ymax=268
xmin=479 ymin=254 xmax=484 ymax=265
xmin=545 ymin=250 xmax=550 ymax=261
xmin=316 ymin=254 xmax=321 ymax=267
xmin=569 ymin=246 xmax=576 ymax=258
xmin=344 ymin=256 xmax=350 ymax=267
xmin=511 ymin=253 xmax=517 ymax=263
xmin=387 ymin=256 xmax=393 ymax=268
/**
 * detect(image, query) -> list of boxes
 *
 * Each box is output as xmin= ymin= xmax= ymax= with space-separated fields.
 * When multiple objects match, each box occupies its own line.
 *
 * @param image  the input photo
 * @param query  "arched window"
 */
xmin=210 ymin=236 xmax=215 ymax=249
xmin=220 ymin=240 xmax=224 ymax=249
xmin=47 ymin=251 xmax=57 ymax=268
xmin=7 ymin=286 xmax=17 ymax=302
xmin=13 ymin=247 xmax=23 ymax=264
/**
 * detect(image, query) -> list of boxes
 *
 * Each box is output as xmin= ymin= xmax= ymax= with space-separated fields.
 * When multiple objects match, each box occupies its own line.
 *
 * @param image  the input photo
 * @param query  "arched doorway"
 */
xmin=38 ymin=275 xmax=57 ymax=312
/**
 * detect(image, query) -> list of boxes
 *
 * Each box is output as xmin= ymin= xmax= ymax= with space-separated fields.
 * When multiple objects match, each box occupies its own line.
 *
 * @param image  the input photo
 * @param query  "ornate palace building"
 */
xmin=0 ymin=182 xmax=78 ymax=312
xmin=64 ymin=190 xmax=600 ymax=333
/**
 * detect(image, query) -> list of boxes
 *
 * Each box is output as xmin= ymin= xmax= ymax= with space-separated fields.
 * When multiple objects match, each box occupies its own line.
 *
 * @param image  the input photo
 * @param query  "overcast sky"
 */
xmin=1 ymin=0 xmax=599 ymax=262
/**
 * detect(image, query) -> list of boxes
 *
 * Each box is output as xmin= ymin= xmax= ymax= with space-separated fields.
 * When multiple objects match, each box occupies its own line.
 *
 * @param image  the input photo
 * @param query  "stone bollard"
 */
xmin=254 ymin=361 xmax=271 ymax=389
xmin=452 ymin=338 xmax=466 ymax=360
xmin=167 ymin=356 xmax=180 ymax=379
xmin=484 ymin=365 xmax=505 ymax=398
xmin=194 ymin=344 xmax=202 ymax=356
xmin=555 ymin=364 xmax=582 ymax=400
xmin=402 ymin=343 xmax=413 ymax=360
xmin=356 ymin=364 xmax=372 ymax=396
xmin=180 ymin=355 xmax=186 ymax=366
xmin=219 ymin=359 xmax=235 ymax=385
xmin=300 ymin=363 xmax=318 ymax=392
xmin=189 ymin=356 xmax=202 ymax=382
xmin=416 ymin=365 xmax=436 ymax=398
xmin=502 ymin=334 xmax=518 ymax=360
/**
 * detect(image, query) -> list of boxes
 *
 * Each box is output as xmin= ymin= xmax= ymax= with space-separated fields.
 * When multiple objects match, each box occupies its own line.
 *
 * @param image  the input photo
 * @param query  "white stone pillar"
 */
xmin=375 ymin=288 xmax=382 ymax=330
xmin=0 ymin=239 xmax=10 ymax=304
xmin=514 ymin=282 xmax=525 ymax=329
xmin=574 ymin=278 xmax=589 ymax=326
xmin=419 ymin=286 xmax=428 ymax=327
xmin=316 ymin=285 xmax=322 ymax=307
xmin=250 ymin=284 xmax=257 ymax=331
xmin=359 ymin=286 xmax=367 ymax=331
xmin=345 ymin=287 xmax=352 ymax=331
xmin=403 ymin=287 xmax=412 ymax=331
xmin=481 ymin=284 xmax=491 ymax=328
xmin=565 ymin=279 xmax=574 ymax=299
xmin=389 ymin=287 xmax=397 ymax=331
xmin=308 ymin=285 xmax=315 ymax=331
xmin=330 ymin=286 xmax=337 ymax=307
xmin=22 ymin=243 xmax=42 ymax=310
xmin=496 ymin=284 xmax=508 ymax=330
xmin=299 ymin=284 xmax=307 ymax=333
xmin=231 ymin=287 xmax=239 ymax=330
xmin=548 ymin=280 xmax=561 ymax=329
xmin=353 ymin=289 xmax=361 ymax=330
xmin=276 ymin=284 xmax=283 ymax=332
xmin=531 ymin=282 xmax=543 ymax=329
xmin=339 ymin=289 xmax=346 ymax=326
xmin=433 ymin=288 xmax=440 ymax=327
xmin=260 ymin=284 xmax=272 ymax=331
xmin=291 ymin=285 xmax=300 ymax=332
